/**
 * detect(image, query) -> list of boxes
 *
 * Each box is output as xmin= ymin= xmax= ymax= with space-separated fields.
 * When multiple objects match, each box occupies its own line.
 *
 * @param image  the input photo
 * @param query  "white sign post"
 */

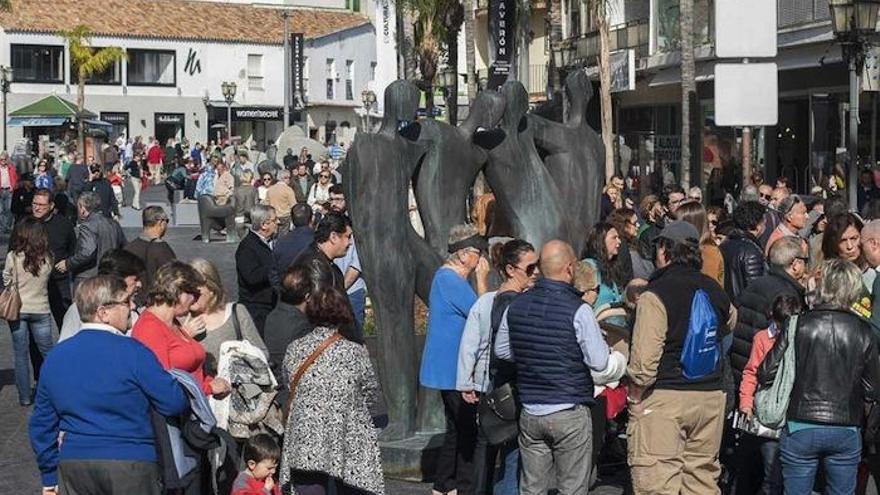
xmin=715 ymin=63 xmax=779 ymax=126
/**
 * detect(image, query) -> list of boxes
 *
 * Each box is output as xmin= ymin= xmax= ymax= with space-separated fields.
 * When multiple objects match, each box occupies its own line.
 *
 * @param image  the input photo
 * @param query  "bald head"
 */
xmin=540 ymin=240 xmax=577 ymax=283
xmin=864 ymin=220 xmax=880 ymax=240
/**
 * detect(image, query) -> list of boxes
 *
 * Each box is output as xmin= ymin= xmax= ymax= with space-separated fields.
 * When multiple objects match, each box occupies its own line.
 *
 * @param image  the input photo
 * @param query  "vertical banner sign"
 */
xmin=488 ymin=0 xmax=515 ymax=90
xmin=290 ymin=33 xmax=305 ymax=110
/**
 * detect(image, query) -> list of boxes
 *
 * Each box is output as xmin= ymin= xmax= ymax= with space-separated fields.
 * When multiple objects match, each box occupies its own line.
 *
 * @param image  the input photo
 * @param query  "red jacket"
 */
xmin=0 ymin=162 xmax=18 ymax=190
xmin=230 ymin=471 xmax=281 ymax=495
xmin=146 ymin=145 xmax=164 ymax=165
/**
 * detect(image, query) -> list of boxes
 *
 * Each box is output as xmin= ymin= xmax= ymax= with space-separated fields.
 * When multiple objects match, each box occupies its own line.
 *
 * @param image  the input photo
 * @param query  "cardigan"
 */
xmin=132 ymin=310 xmax=215 ymax=396
xmin=3 ymin=251 xmax=52 ymax=314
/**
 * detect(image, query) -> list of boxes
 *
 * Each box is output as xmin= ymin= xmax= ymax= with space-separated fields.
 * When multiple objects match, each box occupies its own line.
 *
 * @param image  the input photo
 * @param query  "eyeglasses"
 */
xmin=515 ymin=263 xmax=539 ymax=277
xmin=31 ymin=201 xmax=50 ymax=208
xmin=100 ymin=298 xmax=130 ymax=309
xmin=709 ymin=220 xmax=719 ymax=226
xmin=760 ymin=194 xmax=772 ymax=200
xmin=320 ymin=174 xmax=331 ymax=179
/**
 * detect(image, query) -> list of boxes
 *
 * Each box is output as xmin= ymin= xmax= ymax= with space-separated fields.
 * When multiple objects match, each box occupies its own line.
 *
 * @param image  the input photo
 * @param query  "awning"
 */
xmin=649 ymin=62 xmax=717 ymax=87
xmin=7 ymin=117 xmax=67 ymax=127
xmin=84 ymin=119 xmax=114 ymax=129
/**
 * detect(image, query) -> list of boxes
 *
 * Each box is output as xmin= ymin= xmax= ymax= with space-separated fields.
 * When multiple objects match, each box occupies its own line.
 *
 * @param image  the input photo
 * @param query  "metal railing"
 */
xmin=476 ymin=65 xmax=548 ymax=96
xmin=573 ymin=19 xmax=650 ymax=62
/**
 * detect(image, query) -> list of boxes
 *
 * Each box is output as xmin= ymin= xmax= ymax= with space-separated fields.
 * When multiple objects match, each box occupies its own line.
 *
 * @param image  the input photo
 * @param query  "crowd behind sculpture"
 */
xmin=11 ymin=87 xmax=880 ymax=495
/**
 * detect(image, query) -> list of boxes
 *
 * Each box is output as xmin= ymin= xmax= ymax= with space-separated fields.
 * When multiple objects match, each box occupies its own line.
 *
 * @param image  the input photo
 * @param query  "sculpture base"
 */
xmin=380 ymin=432 xmax=443 ymax=482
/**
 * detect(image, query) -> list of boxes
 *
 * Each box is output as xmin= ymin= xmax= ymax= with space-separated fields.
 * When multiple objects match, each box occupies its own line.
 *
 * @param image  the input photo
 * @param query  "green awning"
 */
xmin=9 ymin=94 xmax=97 ymax=119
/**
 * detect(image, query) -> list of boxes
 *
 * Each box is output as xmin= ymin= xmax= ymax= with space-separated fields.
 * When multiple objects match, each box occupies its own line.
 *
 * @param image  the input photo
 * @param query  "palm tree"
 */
xmin=61 ymin=25 xmax=126 ymax=158
xmin=589 ymin=0 xmax=615 ymax=180
xmin=463 ymin=0 xmax=478 ymax=105
xmin=547 ymin=0 xmax=563 ymax=94
xmin=680 ymin=0 xmax=695 ymax=189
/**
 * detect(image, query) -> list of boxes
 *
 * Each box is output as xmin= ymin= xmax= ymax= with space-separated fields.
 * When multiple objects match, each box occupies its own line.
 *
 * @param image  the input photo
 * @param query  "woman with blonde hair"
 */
xmin=675 ymin=200 xmax=725 ymax=286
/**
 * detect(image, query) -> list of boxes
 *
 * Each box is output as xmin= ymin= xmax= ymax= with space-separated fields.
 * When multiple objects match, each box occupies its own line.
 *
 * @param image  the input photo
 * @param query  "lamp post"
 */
xmin=829 ymin=0 xmax=880 ymax=208
xmin=439 ymin=67 xmax=457 ymax=124
xmin=360 ymin=89 xmax=376 ymax=133
xmin=0 ymin=66 xmax=12 ymax=152
xmin=220 ymin=81 xmax=237 ymax=145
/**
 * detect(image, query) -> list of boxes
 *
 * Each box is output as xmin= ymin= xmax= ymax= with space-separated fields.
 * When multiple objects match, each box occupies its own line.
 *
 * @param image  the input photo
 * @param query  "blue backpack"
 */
xmin=680 ymin=289 xmax=721 ymax=380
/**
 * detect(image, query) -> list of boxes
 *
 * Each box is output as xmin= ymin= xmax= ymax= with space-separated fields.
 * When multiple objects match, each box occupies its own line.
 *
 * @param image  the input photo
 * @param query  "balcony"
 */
xmin=572 ymin=19 xmax=650 ymax=63
xmin=476 ymin=64 xmax=548 ymax=98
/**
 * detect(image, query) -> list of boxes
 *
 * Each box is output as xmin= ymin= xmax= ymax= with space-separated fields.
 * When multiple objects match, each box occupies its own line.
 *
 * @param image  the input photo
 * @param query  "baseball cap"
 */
xmin=657 ymin=221 xmax=700 ymax=246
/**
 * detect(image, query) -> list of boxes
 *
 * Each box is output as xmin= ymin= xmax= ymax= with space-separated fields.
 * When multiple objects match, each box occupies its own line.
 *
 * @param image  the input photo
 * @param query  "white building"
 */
xmin=0 ymin=0 xmax=373 ymax=152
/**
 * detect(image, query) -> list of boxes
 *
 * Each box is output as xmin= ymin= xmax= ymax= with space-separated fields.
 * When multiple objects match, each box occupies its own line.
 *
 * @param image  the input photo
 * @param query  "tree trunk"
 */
xmin=548 ymin=0 xmax=563 ymax=94
xmin=464 ymin=0 xmax=478 ymax=103
xmin=402 ymin=12 xmax=418 ymax=80
xmin=680 ymin=0 xmax=695 ymax=189
xmin=597 ymin=12 xmax=615 ymax=180
xmin=447 ymin=30 xmax=459 ymax=125
xmin=78 ymin=77 xmax=86 ymax=161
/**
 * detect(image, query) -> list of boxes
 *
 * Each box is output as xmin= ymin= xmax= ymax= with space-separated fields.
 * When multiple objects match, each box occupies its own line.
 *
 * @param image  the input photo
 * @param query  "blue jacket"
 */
xmin=29 ymin=328 xmax=188 ymax=487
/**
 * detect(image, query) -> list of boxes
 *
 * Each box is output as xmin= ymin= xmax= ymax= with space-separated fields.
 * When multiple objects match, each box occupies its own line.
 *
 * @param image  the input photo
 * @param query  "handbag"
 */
xmin=477 ymin=295 xmax=521 ymax=446
xmin=755 ymin=315 xmax=799 ymax=429
xmin=283 ymin=332 xmax=342 ymax=422
xmin=0 ymin=256 xmax=22 ymax=321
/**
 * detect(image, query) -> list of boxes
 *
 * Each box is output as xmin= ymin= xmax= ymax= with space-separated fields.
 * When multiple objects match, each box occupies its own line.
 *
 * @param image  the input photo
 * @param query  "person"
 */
xmin=638 ymin=194 xmax=666 ymax=260
xmin=29 ymin=275 xmax=189 ymax=495
xmin=278 ymin=287 xmax=385 ymax=495
xmin=131 ymin=261 xmax=232 ymax=397
xmin=457 ymin=239 xmax=539 ymax=495
xmin=0 ymin=151 xmax=19 ymax=233
xmin=626 ymin=221 xmax=736 ymax=494
xmin=582 ymin=222 xmax=628 ymax=311
xmin=165 ymin=159 xmax=188 ymax=203
xmin=234 ymin=169 xmax=258 ymax=225
xmin=291 ymin=211 xmax=351 ymax=297
xmin=258 ymin=173 xmax=272 ymax=203
xmin=236 ymin=205 xmax=279 ymax=336
xmin=676 ymin=200 xmax=725 ymax=287
xmin=759 ymin=259 xmax=880 ymax=494
xmin=862 ymin=220 xmax=880 ymax=327
xmin=59 ymin=249 xmax=145 ymax=341
xmin=124 ymin=206 xmax=176 ymax=297
xmin=125 ymin=153 xmax=143 ymax=210
xmin=273 ymin=203 xmax=314 ymax=283
xmin=608 ymin=207 xmax=654 ymax=280
xmin=720 ymin=201 xmax=767 ymax=301
xmin=30 ymin=189 xmax=76 ymax=329
xmin=65 ymin=154 xmax=89 ymax=205
xmin=737 ymin=294 xmax=802 ymax=495
xmin=859 ymin=168 xmax=879 ymax=212
xmin=822 ymin=212 xmax=863 ymax=263
xmin=494 ymin=240 xmax=625 ymax=495
xmin=264 ymin=264 xmax=314 ymax=403
xmin=233 ymin=434 xmax=282 ymax=495
xmin=187 ymin=258 xmax=267 ymax=369
xmin=307 ymin=169 xmax=333 ymax=212
xmin=600 ymin=174 xmax=625 ymax=220
xmin=283 ymin=148 xmax=297 ymax=171
xmin=420 ymin=224 xmax=490 ymax=495
xmin=62 ymin=191 xmax=125 ymax=288
xmin=759 ymin=187 xmax=790 ymax=249
xmin=291 ymin=163 xmax=315 ymax=205
xmin=665 ymin=185 xmax=687 ymax=215
xmin=5 ymin=218 xmax=54 ymax=406
xmin=688 ymin=186 xmax=703 ymax=203
xmin=214 ymin=160 xmax=235 ymax=206
xmin=86 ymin=165 xmax=119 ymax=219
xmin=265 ymin=169 xmax=297 ymax=236
xmin=11 ymin=176 xmax=35 ymax=221
xmin=764 ymin=194 xmax=808 ymax=256
xmin=327 ymin=185 xmax=366 ymax=328
xmin=195 ymin=155 xmax=218 ymax=199
xmin=34 ymin=160 xmax=54 ymax=192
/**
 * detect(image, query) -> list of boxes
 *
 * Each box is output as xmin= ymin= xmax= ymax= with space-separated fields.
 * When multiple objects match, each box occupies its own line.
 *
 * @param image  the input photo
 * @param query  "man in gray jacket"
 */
xmin=57 ymin=191 xmax=125 ymax=289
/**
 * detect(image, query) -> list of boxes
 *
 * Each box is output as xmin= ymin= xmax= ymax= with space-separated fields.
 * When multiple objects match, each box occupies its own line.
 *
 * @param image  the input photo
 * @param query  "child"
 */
xmin=231 ymin=434 xmax=281 ymax=495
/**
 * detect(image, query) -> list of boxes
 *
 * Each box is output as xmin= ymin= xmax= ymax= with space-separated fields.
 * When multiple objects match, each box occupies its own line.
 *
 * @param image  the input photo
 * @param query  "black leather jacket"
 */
xmin=758 ymin=307 xmax=880 ymax=426
xmin=720 ymin=229 xmax=766 ymax=301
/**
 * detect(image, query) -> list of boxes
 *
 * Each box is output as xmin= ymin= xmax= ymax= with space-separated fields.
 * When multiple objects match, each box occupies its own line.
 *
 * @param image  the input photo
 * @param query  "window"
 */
xmin=345 ymin=60 xmax=354 ymax=100
xmin=11 ymin=44 xmax=64 ymax=83
xmin=71 ymin=48 xmax=122 ymax=85
xmin=326 ymin=58 xmax=335 ymax=100
xmin=248 ymin=54 xmax=263 ymax=89
xmin=127 ymin=49 xmax=175 ymax=86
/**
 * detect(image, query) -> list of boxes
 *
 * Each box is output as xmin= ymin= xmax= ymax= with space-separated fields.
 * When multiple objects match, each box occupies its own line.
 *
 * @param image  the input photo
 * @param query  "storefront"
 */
xmin=207 ymin=105 xmax=284 ymax=151
xmin=154 ymin=113 xmax=185 ymax=145
xmin=100 ymin=112 xmax=130 ymax=142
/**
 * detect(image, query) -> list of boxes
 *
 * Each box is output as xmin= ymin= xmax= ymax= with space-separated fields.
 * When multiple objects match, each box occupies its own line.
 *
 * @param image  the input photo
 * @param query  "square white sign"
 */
xmin=716 ymin=0 xmax=777 ymax=58
xmin=715 ymin=63 xmax=778 ymax=126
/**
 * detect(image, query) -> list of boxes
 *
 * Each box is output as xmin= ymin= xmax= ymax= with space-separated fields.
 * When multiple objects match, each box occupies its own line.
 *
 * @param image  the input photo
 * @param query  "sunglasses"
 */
xmin=320 ymin=174 xmax=331 ymax=179
xmin=760 ymin=194 xmax=772 ymax=200
xmin=515 ymin=263 xmax=539 ymax=277
xmin=263 ymin=177 xmax=272 ymax=181
xmin=709 ymin=219 xmax=718 ymax=226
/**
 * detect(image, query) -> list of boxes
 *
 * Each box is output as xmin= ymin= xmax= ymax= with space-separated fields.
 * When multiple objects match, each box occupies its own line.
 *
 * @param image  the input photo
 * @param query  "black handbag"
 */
xmin=477 ymin=381 xmax=520 ymax=445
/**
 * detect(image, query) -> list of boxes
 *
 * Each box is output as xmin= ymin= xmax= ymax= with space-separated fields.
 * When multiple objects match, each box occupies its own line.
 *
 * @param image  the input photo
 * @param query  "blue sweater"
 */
xmin=29 ymin=328 xmax=189 ymax=487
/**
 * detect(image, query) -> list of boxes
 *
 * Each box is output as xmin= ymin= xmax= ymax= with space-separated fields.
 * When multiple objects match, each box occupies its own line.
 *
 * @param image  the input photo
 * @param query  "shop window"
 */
xmin=11 ymin=44 xmax=64 ymax=83
xmin=303 ymin=56 xmax=310 ymax=100
xmin=345 ymin=60 xmax=354 ymax=100
xmin=326 ymin=58 xmax=336 ymax=100
xmin=71 ymin=47 xmax=122 ymax=85
xmin=248 ymin=54 xmax=263 ymax=89
xmin=127 ymin=49 xmax=175 ymax=86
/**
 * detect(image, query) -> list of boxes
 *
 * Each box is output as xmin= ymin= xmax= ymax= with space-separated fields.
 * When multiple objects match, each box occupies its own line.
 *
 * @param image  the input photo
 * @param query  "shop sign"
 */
xmin=291 ymin=33 xmax=305 ymax=108
xmin=610 ymin=50 xmax=635 ymax=93
xmin=233 ymin=108 xmax=282 ymax=121
xmin=156 ymin=114 xmax=184 ymax=125
xmin=100 ymin=112 xmax=128 ymax=124
xmin=488 ymin=0 xmax=515 ymax=90
xmin=655 ymin=135 xmax=681 ymax=164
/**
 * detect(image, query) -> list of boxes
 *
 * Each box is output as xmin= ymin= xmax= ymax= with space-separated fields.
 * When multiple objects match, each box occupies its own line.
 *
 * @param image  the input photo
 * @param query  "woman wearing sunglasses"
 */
xmin=456 ymin=238 xmax=538 ymax=495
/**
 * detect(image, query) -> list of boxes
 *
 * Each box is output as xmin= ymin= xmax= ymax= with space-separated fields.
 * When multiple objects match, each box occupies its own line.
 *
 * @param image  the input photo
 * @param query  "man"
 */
xmin=124 ymin=206 xmax=176 ymax=295
xmin=0 ymin=151 xmax=18 ymax=233
xmin=236 ymin=205 xmax=279 ymax=336
xmin=263 ymin=264 xmax=314 ymax=406
xmin=265 ymin=169 xmax=297 ymax=236
xmin=720 ymin=201 xmax=767 ymax=301
xmin=327 ymin=185 xmax=367 ymax=328
xmin=291 ymin=163 xmax=315 ymax=204
xmin=764 ymin=194 xmax=808 ymax=256
xmin=30 ymin=189 xmax=76 ymax=328
xmin=61 ymin=191 xmax=126 ymax=288
xmin=59 ymin=249 xmax=146 ymax=341
xmin=30 ymin=275 xmax=188 ymax=495
xmin=759 ymin=186 xmax=790 ymax=249
xmin=862 ymin=221 xmax=880 ymax=324
xmin=125 ymin=152 xmax=143 ymax=210
xmin=859 ymin=169 xmax=880 ymax=212
xmin=291 ymin=211 xmax=351 ymax=295
xmin=665 ymin=185 xmax=687 ymax=215
xmin=146 ymin=137 xmax=164 ymax=185
xmin=493 ymin=240 xmax=626 ymax=495
xmin=283 ymin=148 xmax=297 ymax=171
xmin=627 ymin=221 xmax=736 ymax=494
xmin=757 ymin=184 xmax=773 ymax=207
xmin=273 ymin=204 xmax=314 ymax=284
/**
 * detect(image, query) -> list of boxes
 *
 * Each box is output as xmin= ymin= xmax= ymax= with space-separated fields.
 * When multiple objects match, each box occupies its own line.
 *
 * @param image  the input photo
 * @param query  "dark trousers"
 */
xmin=435 ymin=390 xmax=478 ymax=494
xmin=58 ymin=459 xmax=163 ymax=495
xmin=47 ymin=276 xmax=72 ymax=329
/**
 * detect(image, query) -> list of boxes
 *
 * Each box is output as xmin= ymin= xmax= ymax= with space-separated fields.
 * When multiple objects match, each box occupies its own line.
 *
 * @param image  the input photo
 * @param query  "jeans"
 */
xmin=434 ymin=390 xmax=479 ymax=494
xmin=0 ymin=188 xmax=12 ymax=233
xmin=781 ymin=427 xmax=861 ymax=495
xmin=494 ymin=443 xmax=519 ymax=495
xmin=349 ymin=288 xmax=366 ymax=330
xmin=519 ymin=405 xmax=592 ymax=495
xmin=9 ymin=313 xmax=54 ymax=402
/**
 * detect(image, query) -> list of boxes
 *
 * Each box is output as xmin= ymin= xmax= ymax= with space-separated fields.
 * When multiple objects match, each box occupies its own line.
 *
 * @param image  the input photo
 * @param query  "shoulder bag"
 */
xmin=477 ymin=296 xmax=521 ymax=446
xmin=0 ymin=256 xmax=22 ymax=321
xmin=283 ymin=332 xmax=342 ymax=422
xmin=755 ymin=315 xmax=798 ymax=429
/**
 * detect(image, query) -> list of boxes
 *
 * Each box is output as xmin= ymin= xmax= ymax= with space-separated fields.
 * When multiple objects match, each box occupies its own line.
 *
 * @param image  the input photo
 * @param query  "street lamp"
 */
xmin=438 ymin=67 xmax=457 ymax=124
xmin=360 ymin=89 xmax=376 ymax=132
xmin=829 ymin=0 xmax=880 ymax=207
xmin=220 ymin=81 xmax=237 ymax=144
xmin=1 ymin=66 xmax=12 ymax=152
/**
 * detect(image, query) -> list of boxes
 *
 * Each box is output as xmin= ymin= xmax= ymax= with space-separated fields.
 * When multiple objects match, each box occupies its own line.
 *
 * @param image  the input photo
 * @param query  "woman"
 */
xmin=608 ymin=208 xmax=653 ymax=280
xmin=279 ymin=287 xmax=384 ymax=495
xmin=637 ymin=194 xmax=666 ymax=259
xmin=822 ymin=212 xmax=863 ymax=264
xmin=86 ymin=164 xmax=119 ymax=218
xmin=759 ymin=259 xmax=880 ymax=494
xmin=706 ymin=205 xmax=725 ymax=245
xmin=186 ymin=258 xmax=267 ymax=371
xmin=258 ymin=173 xmax=272 ymax=203
xmin=456 ymin=239 xmax=538 ymax=495
xmin=5 ymin=218 xmax=53 ymax=406
xmin=307 ymin=170 xmax=333 ymax=212
xmin=676 ymin=200 xmax=725 ymax=287
xmin=420 ymin=224 xmax=490 ymax=495
xmin=34 ymin=159 xmax=54 ymax=192
xmin=582 ymin=222 xmax=627 ymax=312
xmin=131 ymin=261 xmax=231 ymax=397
